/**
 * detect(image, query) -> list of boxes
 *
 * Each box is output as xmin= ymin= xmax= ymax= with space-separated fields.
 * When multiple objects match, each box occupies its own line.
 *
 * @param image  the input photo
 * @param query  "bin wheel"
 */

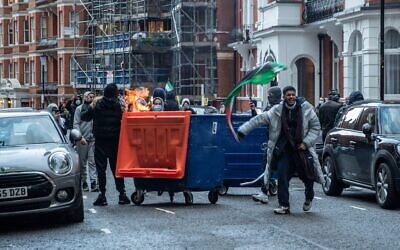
xmin=268 ymin=180 xmax=278 ymax=196
xmin=218 ymin=185 xmax=229 ymax=196
xmin=183 ymin=192 xmax=193 ymax=205
xmin=208 ymin=190 xmax=219 ymax=204
xmin=168 ymin=191 xmax=174 ymax=203
xmin=131 ymin=190 xmax=144 ymax=205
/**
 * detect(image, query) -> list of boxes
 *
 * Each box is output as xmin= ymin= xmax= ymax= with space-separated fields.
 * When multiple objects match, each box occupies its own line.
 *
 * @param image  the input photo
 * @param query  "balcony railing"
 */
xmin=304 ymin=0 xmax=344 ymax=24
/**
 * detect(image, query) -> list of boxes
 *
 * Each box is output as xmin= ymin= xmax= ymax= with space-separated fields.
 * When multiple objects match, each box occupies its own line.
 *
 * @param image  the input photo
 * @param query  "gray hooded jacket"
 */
xmin=73 ymin=103 xmax=94 ymax=141
xmin=238 ymin=98 xmax=324 ymax=184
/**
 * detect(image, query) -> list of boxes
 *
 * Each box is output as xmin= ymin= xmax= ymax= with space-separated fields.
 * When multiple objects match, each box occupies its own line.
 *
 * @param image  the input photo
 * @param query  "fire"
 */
xmin=125 ymin=87 xmax=150 ymax=112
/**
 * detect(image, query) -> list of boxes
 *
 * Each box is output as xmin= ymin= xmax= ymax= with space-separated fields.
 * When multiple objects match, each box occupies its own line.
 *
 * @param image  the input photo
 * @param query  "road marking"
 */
xmin=155 ymin=208 xmax=175 ymax=215
xmin=101 ymin=228 xmax=111 ymax=234
xmin=350 ymin=205 xmax=367 ymax=211
xmin=88 ymin=208 xmax=97 ymax=214
xmin=314 ymin=196 xmax=322 ymax=200
xmin=83 ymin=195 xmax=87 ymax=199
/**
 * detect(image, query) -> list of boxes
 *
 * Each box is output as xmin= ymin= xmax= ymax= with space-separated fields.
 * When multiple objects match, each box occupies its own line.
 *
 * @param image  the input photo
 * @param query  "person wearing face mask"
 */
xmin=151 ymin=97 xmax=165 ymax=111
xmin=238 ymin=86 xmax=323 ymax=215
xmin=73 ymin=91 xmax=98 ymax=192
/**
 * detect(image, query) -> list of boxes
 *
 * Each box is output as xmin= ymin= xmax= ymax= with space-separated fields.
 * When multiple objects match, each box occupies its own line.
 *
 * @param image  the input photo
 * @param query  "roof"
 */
xmin=0 ymin=109 xmax=48 ymax=118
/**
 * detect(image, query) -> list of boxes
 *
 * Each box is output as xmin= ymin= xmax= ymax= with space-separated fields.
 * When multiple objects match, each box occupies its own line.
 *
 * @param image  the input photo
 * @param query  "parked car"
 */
xmin=322 ymin=100 xmax=400 ymax=209
xmin=0 ymin=110 xmax=83 ymax=222
xmin=190 ymin=105 xmax=218 ymax=115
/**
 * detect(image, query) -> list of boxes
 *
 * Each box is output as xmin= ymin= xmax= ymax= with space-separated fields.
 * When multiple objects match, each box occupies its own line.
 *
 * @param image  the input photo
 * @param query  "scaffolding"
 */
xmin=73 ymin=0 xmax=217 ymax=100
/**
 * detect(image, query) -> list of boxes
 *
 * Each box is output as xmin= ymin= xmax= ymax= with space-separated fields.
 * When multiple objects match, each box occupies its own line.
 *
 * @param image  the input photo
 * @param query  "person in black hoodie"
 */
xmin=318 ymin=89 xmax=342 ymax=142
xmin=81 ymin=83 xmax=130 ymax=206
xmin=164 ymin=91 xmax=180 ymax=111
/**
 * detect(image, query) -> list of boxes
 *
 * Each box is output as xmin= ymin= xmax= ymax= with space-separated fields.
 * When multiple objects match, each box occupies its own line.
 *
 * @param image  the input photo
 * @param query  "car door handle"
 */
xmin=349 ymin=141 xmax=356 ymax=145
xmin=330 ymin=138 xmax=338 ymax=143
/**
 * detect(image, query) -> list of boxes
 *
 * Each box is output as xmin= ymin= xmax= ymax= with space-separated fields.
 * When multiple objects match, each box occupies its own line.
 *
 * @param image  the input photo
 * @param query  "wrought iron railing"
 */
xmin=304 ymin=0 xmax=345 ymax=23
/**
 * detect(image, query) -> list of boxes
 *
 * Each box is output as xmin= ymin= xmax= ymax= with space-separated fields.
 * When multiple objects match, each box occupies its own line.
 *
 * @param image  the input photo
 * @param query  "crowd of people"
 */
xmin=45 ymin=82 xmax=364 ymax=213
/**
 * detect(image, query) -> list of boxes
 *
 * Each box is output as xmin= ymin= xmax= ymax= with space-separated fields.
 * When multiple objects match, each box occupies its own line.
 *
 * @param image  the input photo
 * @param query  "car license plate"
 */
xmin=0 ymin=187 xmax=28 ymax=200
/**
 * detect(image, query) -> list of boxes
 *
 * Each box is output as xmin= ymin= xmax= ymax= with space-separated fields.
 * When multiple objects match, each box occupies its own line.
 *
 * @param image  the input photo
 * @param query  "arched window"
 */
xmin=384 ymin=29 xmax=400 ymax=94
xmin=349 ymin=31 xmax=363 ymax=91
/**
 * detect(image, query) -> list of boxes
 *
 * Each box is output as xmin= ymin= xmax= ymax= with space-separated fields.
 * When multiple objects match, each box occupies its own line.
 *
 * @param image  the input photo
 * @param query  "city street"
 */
xmin=1 ymin=172 xmax=399 ymax=250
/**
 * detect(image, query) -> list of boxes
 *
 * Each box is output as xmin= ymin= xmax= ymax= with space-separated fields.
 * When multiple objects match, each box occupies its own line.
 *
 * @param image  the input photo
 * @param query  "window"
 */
xmin=0 ymin=64 xmax=3 ymax=80
xmin=9 ymin=63 xmax=14 ymax=78
xmin=30 ymin=17 xmax=35 ymax=42
xmin=380 ymin=107 xmax=400 ymax=134
xmin=8 ymin=22 xmax=13 ymax=45
xmin=59 ymin=11 xmax=64 ymax=38
xmin=384 ymin=29 xmax=400 ymax=94
xmin=349 ymin=31 xmax=363 ymax=92
xmin=333 ymin=43 xmax=340 ymax=90
xmin=0 ymin=23 xmax=3 ymax=47
xmin=24 ymin=20 xmax=29 ymax=43
xmin=41 ymin=59 xmax=47 ymax=83
xmin=355 ymin=107 xmax=376 ymax=132
xmin=340 ymin=107 xmax=363 ymax=130
xmin=31 ymin=61 xmax=35 ymax=86
xmin=24 ymin=62 xmax=29 ymax=85
xmin=40 ymin=16 xmax=47 ymax=39
xmin=70 ymin=11 xmax=79 ymax=36
xmin=59 ymin=58 xmax=64 ymax=85
xmin=14 ymin=62 xmax=18 ymax=80
xmin=14 ymin=20 xmax=18 ymax=45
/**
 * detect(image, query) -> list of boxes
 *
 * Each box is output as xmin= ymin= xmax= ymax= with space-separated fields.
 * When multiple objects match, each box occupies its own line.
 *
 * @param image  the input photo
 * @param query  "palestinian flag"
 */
xmin=224 ymin=62 xmax=287 ymax=141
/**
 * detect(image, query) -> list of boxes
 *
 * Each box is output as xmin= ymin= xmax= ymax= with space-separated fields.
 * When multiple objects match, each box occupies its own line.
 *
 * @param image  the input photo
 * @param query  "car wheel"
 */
xmin=322 ymin=156 xmax=343 ymax=196
xmin=218 ymin=185 xmax=229 ymax=196
xmin=375 ymin=163 xmax=399 ymax=209
xmin=67 ymin=192 xmax=84 ymax=223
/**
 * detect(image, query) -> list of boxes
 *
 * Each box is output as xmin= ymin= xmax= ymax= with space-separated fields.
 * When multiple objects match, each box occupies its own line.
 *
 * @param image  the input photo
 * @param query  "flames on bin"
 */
xmin=125 ymin=87 xmax=150 ymax=112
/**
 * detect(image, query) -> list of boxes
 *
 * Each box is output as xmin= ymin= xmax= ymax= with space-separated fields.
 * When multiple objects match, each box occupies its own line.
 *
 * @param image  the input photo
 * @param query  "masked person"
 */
xmin=47 ymin=103 xmax=67 ymax=135
xmin=238 ymin=86 xmax=323 ymax=214
xmin=81 ymin=84 xmax=130 ymax=206
xmin=73 ymin=91 xmax=98 ymax=192
xmin=151 ymin=97 xmax=165 ymax=111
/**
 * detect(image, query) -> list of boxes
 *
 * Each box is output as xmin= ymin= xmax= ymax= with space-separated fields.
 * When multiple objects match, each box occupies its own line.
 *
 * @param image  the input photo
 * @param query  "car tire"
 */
xmin=67 ymin=192 xmax=84 ymax=223
xmin=322 ymin=156 xmax=344 ymax=196
xmin=375 ymin=163 xmax=399 ymax=209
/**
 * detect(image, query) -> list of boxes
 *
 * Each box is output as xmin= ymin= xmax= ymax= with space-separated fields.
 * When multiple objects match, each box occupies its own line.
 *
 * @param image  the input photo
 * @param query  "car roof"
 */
xmin=352 ymin=100 xmax=400 ymax=107
xmin=0 ymin=109 xmax=49 ymax=118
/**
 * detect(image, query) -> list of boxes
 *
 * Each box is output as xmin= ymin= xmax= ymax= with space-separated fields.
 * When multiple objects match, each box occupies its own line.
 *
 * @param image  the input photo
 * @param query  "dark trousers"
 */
xmin=95 ymin=138 xmax=125 ymax=195
xmin=277 ymin=153 xmax=314 ymax=207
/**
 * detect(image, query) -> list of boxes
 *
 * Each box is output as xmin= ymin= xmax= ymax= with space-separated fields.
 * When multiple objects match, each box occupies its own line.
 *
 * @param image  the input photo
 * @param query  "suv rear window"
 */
xmin=340 ymin=107 xmax=363 ymax=130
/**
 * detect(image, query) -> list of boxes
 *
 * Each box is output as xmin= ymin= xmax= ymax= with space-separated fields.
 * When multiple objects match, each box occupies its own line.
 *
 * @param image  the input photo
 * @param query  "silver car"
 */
xmin=0 ymin=110 xmax=83 ymax=223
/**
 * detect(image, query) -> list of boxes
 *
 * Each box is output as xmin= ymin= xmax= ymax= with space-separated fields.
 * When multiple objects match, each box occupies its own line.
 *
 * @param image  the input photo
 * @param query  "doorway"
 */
xmin=295 ymin=57 xmax=315 ymax=105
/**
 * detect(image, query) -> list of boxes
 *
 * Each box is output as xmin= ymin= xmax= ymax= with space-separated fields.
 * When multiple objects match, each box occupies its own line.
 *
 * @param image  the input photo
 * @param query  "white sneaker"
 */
xmin=303 ymin=200 xmax=312 ymax=212
xmin=273 ymin=206 xmax=290 ymax=215
xmin=252 ymin=193 xmax=269 ymax=204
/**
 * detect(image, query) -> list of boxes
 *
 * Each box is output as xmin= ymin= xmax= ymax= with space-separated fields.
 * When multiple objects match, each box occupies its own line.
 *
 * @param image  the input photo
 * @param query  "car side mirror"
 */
xmin=362 ymin=123 xmax=373 ymax=140
xmin=70 ymin=129 xmax=82 ymax=141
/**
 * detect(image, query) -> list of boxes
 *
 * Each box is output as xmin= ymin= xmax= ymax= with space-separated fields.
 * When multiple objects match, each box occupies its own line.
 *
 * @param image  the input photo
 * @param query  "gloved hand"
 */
xmin=237 ymin=131 xmax=245 ymax=141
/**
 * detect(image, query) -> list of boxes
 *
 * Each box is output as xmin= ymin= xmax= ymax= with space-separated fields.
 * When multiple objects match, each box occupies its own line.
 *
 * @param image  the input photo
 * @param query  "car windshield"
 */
xmin=380 ymin=107 xmax=400 ymax=134
xmin=0 ymin=115 xmax=63 ymax=146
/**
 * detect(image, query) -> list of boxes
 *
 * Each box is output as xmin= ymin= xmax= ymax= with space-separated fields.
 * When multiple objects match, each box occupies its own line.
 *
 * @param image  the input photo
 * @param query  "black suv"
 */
xmin=322 ymin=100 xmax=400 ymax=209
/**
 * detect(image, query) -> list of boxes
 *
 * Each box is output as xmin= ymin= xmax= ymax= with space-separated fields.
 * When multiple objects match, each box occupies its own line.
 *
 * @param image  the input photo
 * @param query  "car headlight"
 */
xmin=48 ymin=151 xmax=73 ymax=175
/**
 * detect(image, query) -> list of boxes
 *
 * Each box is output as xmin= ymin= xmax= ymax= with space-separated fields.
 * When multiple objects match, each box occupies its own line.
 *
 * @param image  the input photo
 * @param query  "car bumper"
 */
xmin=0 ymin=172 xmax=81 ymax=216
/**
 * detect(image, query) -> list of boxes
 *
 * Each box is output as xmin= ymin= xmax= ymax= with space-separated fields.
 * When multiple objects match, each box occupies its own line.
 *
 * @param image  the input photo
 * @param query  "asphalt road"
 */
xmin=1 ymin=173 xmax=400 ymax=250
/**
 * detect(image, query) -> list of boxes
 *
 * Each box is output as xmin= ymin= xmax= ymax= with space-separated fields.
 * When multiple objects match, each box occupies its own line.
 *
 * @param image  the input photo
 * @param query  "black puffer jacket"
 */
xmin=81 ymin=97 xmax=122 ymax=140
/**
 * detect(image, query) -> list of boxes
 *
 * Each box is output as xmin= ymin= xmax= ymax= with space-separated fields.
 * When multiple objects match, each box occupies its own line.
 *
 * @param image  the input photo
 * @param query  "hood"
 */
xmin=267 ymin=86 xmax=282 ymax=106
xmin=181 ymin=98 xmax=190 ymax=106
xmin=96 ymin=96 xmax=120 ymax=111
xmin=153 ymin=88 xmax=166 ymax=101
xmin=0 ymin=144 xmax=77 ymax=173
xmin=348 ymin=91 xmax=364 ymax=105
xmin=296 ymin=96 xmax=306 ymax=105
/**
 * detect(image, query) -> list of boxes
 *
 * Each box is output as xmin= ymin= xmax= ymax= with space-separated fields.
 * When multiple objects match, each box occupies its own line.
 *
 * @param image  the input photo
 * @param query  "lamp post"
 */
xmin=40 ymin=54 xmax=47 ymax=109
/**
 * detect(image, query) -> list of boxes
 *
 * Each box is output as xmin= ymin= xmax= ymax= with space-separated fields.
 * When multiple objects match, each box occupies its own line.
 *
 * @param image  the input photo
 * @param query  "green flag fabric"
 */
xmin=165 ymin=80 xmax=174 ymax=92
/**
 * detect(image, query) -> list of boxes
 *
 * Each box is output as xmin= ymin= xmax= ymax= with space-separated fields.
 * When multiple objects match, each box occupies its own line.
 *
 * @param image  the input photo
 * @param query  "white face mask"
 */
xmin=153 ymin=105 xmax=163 ymax=111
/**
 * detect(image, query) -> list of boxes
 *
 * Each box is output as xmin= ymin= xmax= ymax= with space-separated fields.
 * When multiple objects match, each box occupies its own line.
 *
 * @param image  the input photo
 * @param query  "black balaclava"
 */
xmin=267 ymin=86 xmax=282 ymax=106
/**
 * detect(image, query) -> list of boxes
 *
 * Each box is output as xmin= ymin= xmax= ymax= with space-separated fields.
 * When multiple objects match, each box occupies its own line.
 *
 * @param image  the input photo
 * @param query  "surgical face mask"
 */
xmin=153 ymin=105 xmax=163 ymax=111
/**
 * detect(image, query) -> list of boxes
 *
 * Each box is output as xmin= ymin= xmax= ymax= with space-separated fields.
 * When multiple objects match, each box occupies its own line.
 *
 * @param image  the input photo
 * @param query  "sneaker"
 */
xmin=118 ymin=193 xmax=130 ymax=205
xmin=91 ymin=182 xmax=99 ymax=192
xmin=82 ymin=182 xmax=89 ymax=192
xmin=93 ymin=194 xmax=107 ymax=206
xmin=252 ymin=193 xmax=269 ymax=204
xmin=273 ymin=206 xmax=290 ymax=215
xmin=303 ymin=200 xmax=312 ymax=212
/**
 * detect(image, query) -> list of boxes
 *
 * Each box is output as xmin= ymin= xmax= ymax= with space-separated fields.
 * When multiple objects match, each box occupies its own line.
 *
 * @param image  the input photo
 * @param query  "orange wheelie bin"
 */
xmin=116 ymin=111 xmax=224 ymax=205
